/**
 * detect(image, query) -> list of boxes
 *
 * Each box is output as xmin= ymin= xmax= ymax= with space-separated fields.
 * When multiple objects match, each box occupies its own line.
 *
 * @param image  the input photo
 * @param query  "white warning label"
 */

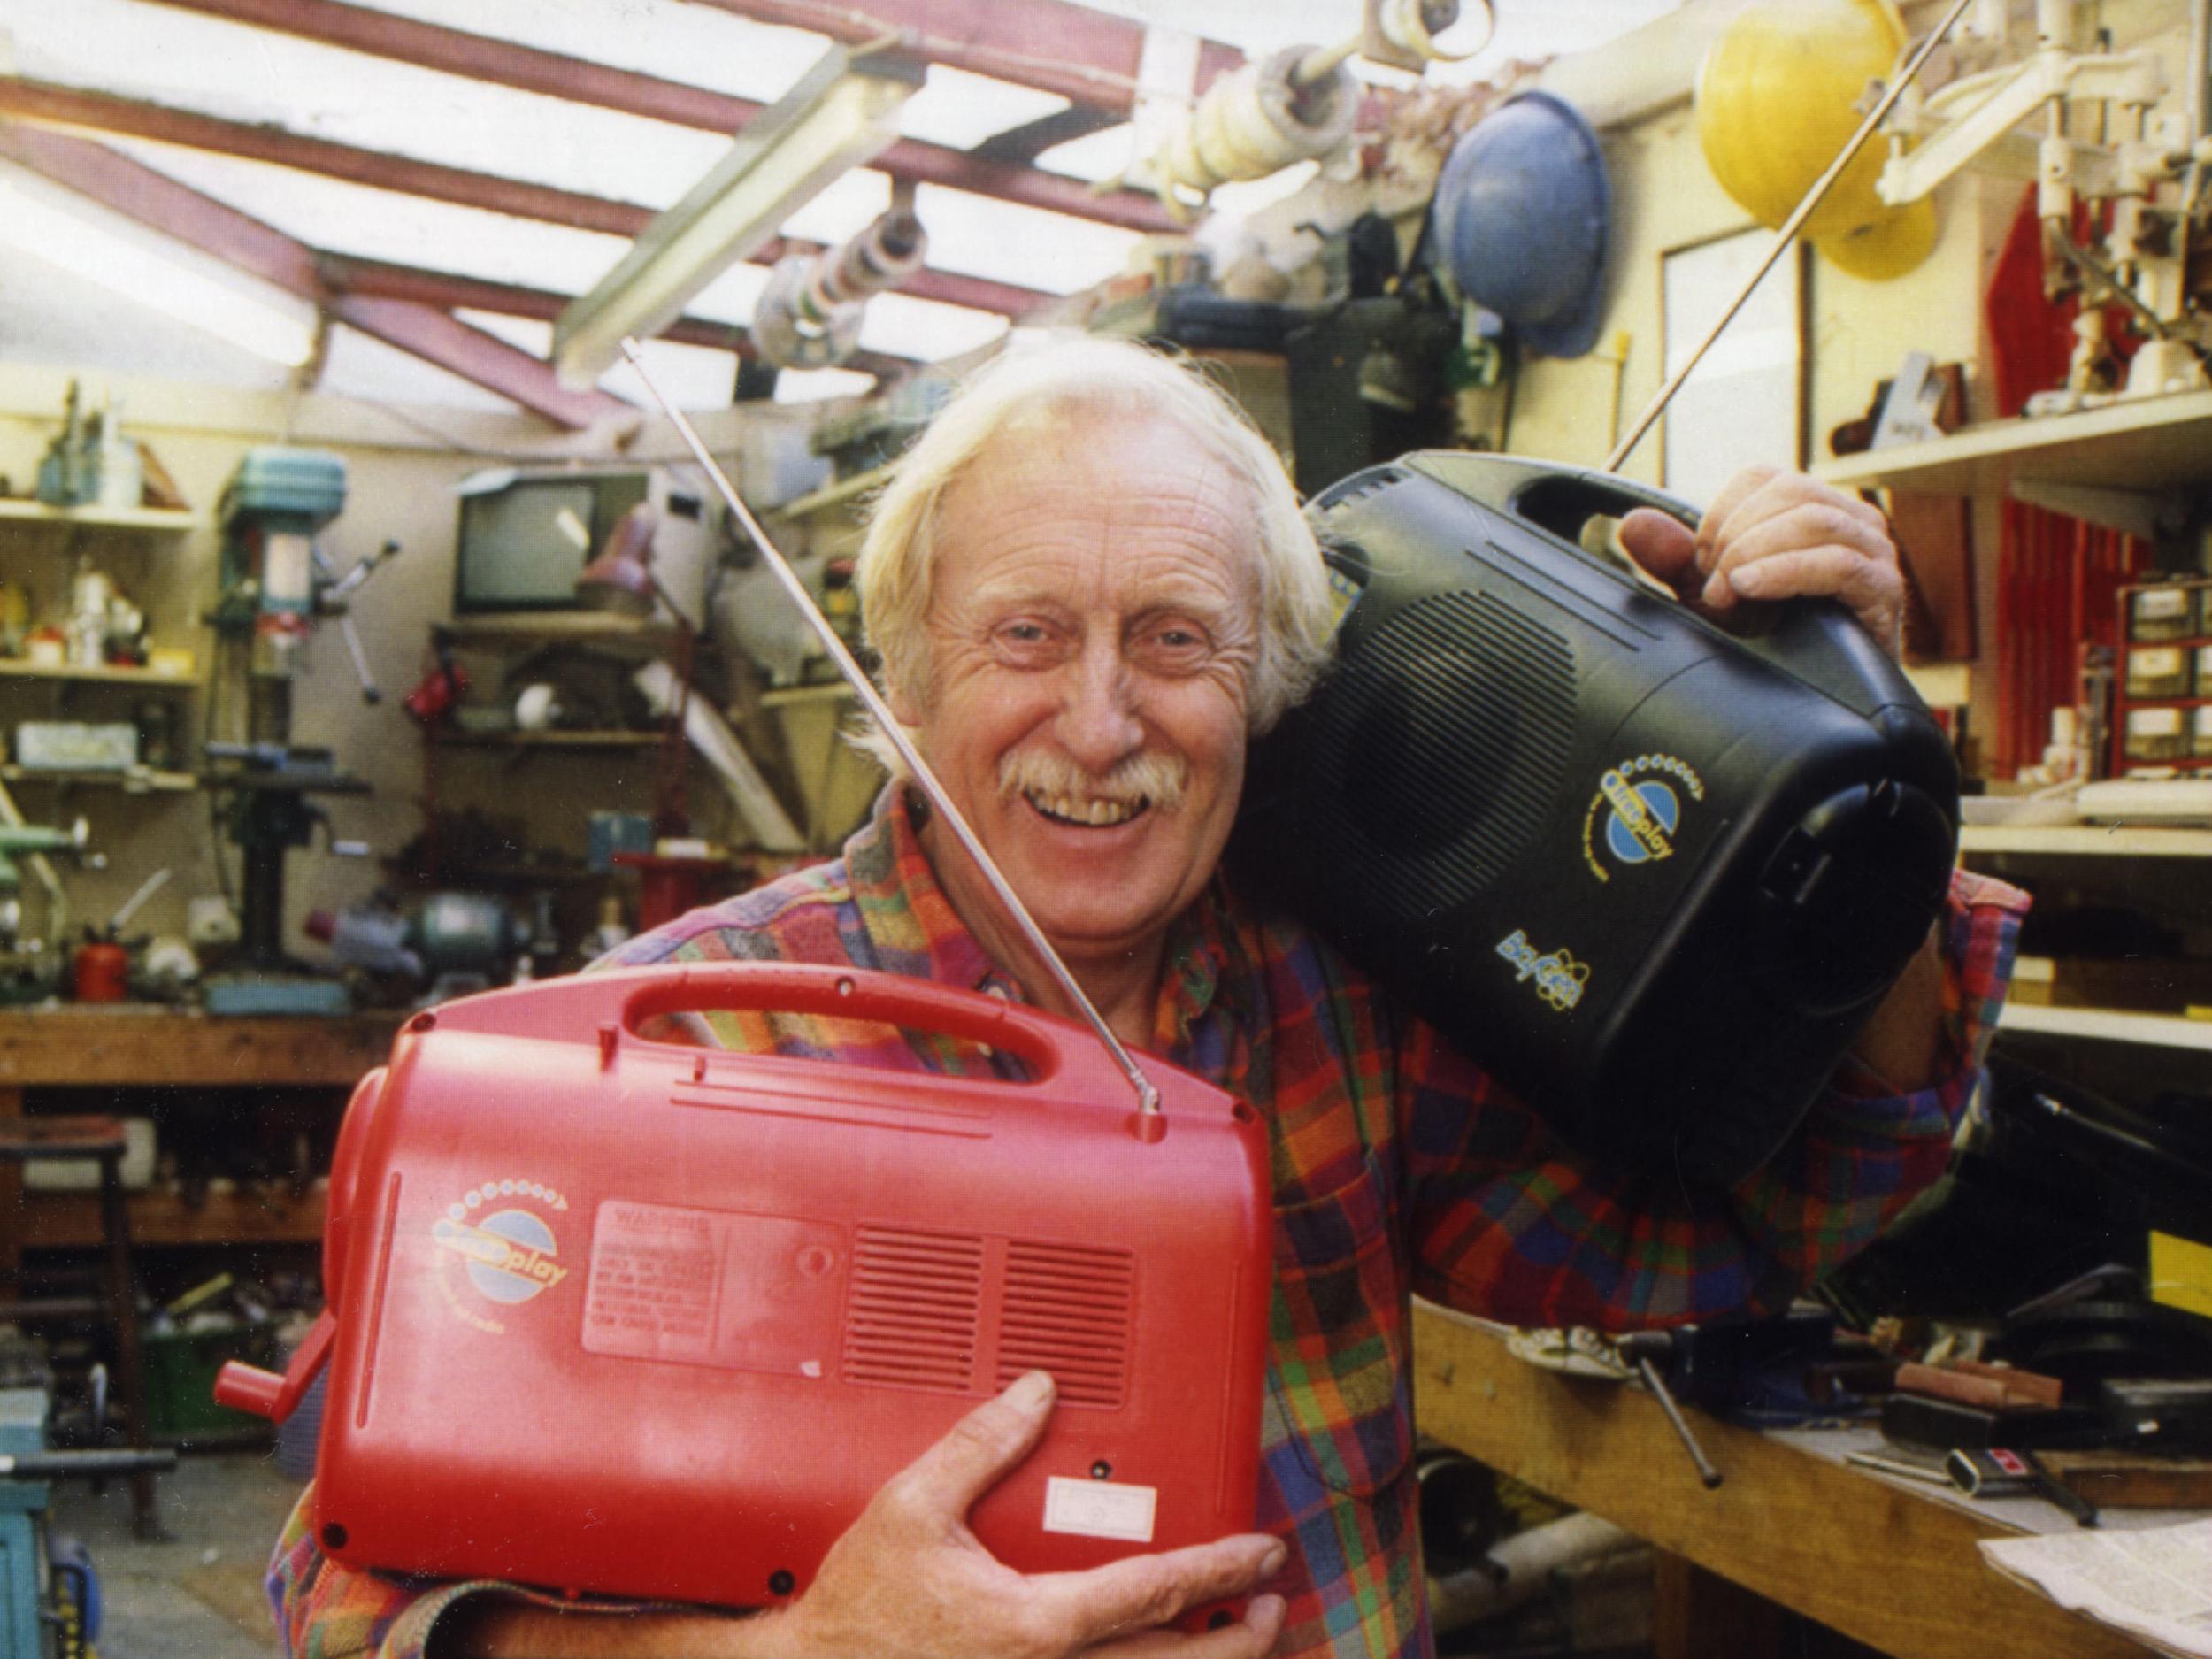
xmin=1042 ymin=1475 xmax=1157 ymax=1543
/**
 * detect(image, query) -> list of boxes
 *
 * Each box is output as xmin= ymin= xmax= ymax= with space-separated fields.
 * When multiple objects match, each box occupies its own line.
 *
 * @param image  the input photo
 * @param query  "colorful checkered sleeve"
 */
xmin=268 ymin=1484 xmax=701 ymax=1658
xmin=1402 ymin=867 xmax=2029 ymax=1331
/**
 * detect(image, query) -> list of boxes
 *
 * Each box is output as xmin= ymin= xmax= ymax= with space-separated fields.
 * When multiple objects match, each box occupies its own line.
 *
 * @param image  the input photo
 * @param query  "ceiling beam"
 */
xmin=140 ymin=0 xmax=1179 ymax=233
xmin=0 ymin=120 xmax=633 ymax=429
xmin=317 ymin=254 xmax=916 ymax=381
xmin=0 ymin=78 xmax=1053 ymax=320
xmin=684 ymin=0 xmax=1245 ymax=116
xmin=971 ymin=105 xmax=1123 ymax=165
xmin=326 ymin=293 xmax=650 ymax=428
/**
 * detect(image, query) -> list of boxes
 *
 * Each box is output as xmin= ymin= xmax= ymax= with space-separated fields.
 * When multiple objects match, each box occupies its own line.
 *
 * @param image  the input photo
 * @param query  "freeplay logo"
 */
xmin=431 ymin=1179 xmax=572 ymax=1330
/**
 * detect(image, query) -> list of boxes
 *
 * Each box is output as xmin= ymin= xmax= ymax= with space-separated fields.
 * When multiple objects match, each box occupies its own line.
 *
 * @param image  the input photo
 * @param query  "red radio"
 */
xmin=218 ymin=963 xmax=1272 ymax=1610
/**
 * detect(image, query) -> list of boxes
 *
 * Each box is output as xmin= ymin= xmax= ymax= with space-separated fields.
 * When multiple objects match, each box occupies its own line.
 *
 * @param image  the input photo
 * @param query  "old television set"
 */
xmin=452 ymin=465 xmax=716 ymax=627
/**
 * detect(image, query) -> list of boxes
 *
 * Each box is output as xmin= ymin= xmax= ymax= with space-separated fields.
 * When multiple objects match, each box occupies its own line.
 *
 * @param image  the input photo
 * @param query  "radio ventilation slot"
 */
xmin=992 ymin=1242 xmax=1134 ymax=1409
xmin=1314 ymin=467 xmax=1403 ymax=513
xmin=842 ymin=1227 xmax=984 ymax=1394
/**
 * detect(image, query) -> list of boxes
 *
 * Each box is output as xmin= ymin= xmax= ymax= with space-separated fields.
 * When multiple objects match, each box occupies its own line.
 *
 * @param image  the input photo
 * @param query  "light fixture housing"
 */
xmin=0 ymin=160 xmax=320 ymax=368
xmin=554 ymin=47 xmax=921 ymax=388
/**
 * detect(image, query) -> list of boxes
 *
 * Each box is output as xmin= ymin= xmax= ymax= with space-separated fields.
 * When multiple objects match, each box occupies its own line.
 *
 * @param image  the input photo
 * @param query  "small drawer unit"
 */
xmin=2112 ymin=578 xmax=2212 ymax=776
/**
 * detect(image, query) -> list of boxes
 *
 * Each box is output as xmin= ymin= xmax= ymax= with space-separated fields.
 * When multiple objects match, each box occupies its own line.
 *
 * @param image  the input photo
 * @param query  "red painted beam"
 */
xmin=139 ymin=0 xmax=1178 ymax=232
xmin=326 ymin=293 xmax=639 ymax=428
xmin=0 ymin=79 xmax=1052 ymax=319
xmin=0 ymin=119 xmax=319 ymax=297
xmin=0 ymin=77 xmax=647 ymax=237
xmin=688 ymin=0 xmax=1245 ymax=115
xmin=0 ymin=121 xmax=632 ymax=427
xmin=318 ymin=254 xmax=915 ymax=380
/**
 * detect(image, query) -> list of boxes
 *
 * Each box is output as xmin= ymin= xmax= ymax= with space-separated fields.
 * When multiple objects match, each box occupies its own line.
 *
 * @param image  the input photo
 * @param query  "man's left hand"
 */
xmin=1617 ymin=465 xmax=1904 ymax=660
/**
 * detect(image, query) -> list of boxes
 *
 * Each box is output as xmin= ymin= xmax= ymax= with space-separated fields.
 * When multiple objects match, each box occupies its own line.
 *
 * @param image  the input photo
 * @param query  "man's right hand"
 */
xmin=759 ymin=1370 xmax=1288 ymax=1659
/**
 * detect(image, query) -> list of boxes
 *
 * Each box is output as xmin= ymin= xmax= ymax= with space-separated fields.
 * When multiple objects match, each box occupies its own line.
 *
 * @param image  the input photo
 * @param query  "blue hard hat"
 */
xmin=1426 ymin=91 xmax=1611 ymax=359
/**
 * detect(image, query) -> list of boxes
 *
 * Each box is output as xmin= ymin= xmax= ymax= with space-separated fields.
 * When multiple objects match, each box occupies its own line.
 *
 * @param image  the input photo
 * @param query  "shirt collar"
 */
xmin=849 ymin=784 xmax=1252 ymax=1049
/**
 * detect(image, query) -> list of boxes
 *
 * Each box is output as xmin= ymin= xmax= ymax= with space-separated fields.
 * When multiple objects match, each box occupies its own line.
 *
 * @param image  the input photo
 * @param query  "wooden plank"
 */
xmin=0 ymin=1012 xmax=400 ymax=1087
xmin=1998 ymin=1003 xmax=2212 ymax=1051
xmin=1818 ymin=388 xmax=2212 ymax=497
xmin=1412 ymin=1308 xmax=2153 ymax=1659
xmin=18 ymin=1184 xmax=326 ymax=1248
xmin=0 ymin=499 xmax=199 ymax=530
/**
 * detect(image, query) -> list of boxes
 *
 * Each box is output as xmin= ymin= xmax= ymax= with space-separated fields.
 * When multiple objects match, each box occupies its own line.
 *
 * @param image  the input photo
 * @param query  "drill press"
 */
xmin=201 ymin=449 xmax=392 ymax=1017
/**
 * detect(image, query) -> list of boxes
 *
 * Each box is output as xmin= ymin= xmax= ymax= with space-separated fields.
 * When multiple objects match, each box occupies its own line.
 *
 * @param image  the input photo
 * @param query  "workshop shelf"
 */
xmin=0 ymin=660 xmax=204 ymax=689
xmin=1996 ymin=1002 xmax=2212 ymax=1052
xmin=0 ymin=500 xmax=199 ymax=532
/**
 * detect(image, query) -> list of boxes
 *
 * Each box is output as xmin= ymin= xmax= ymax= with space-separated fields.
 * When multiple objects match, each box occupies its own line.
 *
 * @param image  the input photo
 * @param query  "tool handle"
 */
xmin=611 ymin=962 xmax=1178 ymax=1118
xmin=214 ymin=1308 xmax=335 ymax=1424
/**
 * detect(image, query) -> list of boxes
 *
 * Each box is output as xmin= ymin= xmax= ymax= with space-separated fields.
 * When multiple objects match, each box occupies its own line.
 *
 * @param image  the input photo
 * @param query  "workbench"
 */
xmin=1413 ymin=1304 xmax=2159 ymax=1659
xmin=0 ymin=1008 xmax=397 ymax=1286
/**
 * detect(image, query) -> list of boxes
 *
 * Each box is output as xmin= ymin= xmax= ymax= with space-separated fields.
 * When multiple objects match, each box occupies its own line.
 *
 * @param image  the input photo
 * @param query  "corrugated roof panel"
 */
xmin=901 ymin=65 xmax=1068 ymax=150
xmin=857 ymin=291 xmax=1010 ymax=362
xmin=102 ymin=139 xmax=634 ymax=293
xmin=319 ymin=321 xmax=526 ymax=413
xmin=340 ymin=0 xmax=833 ymax=103
xmin=8 ymin=0 xmax=744 ymax=213
xmin=911 ymin=185 xmax=1139 ymax=296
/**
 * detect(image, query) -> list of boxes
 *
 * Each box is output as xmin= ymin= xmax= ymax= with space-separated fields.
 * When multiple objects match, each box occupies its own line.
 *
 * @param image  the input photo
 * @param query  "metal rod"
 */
xmin=618 ymin=340 xmax=1163 ymax=1117
xmin=1634 ymin=1357 xmax=1725 ymax=1490
xmin=1602 ymin=0 xmax=1978 ymax=476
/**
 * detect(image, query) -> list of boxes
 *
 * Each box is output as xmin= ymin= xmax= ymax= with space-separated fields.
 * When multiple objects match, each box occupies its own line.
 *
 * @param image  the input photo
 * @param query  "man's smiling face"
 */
xmin=891 ymin=410 xmax=1260 ymax=973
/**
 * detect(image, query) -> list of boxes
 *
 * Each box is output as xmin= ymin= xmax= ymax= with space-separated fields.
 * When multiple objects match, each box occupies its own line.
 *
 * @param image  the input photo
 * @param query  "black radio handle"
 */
xmin=1399 ymin=453 xmax=1701 ymax=548
xmin=1385 ymin=453 xmax=1937 ymax=730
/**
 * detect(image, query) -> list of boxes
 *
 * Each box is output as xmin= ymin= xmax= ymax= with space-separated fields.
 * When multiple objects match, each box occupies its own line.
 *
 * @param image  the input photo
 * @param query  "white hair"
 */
xmin=850 ymin=336 xmax=1335 ymax=772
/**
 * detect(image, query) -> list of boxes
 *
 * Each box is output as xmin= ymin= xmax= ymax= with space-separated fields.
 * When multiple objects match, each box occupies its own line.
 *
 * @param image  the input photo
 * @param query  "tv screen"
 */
xmin=455 ymin=472 xmax=650 ymax=612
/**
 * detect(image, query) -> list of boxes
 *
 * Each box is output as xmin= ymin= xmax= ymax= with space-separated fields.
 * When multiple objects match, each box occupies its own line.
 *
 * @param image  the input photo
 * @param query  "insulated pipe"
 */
xmin=752 ymin=209 xmax=930 ymax=370
xmin=1145 ymin=47 xmax=1359 ymax=212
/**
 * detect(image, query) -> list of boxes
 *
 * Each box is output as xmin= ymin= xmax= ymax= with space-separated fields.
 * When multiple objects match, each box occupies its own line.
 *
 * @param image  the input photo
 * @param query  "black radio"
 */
xmin=1234 ymin=455 xmax=1959 ymax=1184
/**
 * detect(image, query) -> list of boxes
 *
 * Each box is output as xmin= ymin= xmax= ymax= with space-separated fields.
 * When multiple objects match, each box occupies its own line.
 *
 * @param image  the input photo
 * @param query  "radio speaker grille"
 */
xmin=992 ymin=1241 xmax=1134 ymax=1409
xmin=841 ymin=1226 xmax=984 ymax=1393
xmin=1318 ymin=589 xmax=1576 ymax=923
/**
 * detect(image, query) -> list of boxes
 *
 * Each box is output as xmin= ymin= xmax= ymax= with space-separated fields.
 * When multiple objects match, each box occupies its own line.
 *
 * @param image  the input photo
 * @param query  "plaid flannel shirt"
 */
xmin=271 ymin=786 xmax=2026 ymax=1659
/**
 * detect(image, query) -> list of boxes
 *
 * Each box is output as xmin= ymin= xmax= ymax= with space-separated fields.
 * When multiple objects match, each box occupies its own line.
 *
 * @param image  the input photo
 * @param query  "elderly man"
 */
xmin=272 ymin=339 xmax=2024 ymax=1659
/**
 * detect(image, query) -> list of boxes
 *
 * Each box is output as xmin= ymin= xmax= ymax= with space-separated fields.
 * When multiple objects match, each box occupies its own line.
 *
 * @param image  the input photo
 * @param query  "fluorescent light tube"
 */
xmin=0 ymin=162 xmax=319 ymax=367
xmin=554 ymin=47 xmax=918 ymax=388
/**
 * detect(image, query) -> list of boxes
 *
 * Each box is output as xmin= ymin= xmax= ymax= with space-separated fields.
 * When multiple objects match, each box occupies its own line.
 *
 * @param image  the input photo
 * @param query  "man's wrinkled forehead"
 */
xmin=937 ymin=407 xmax=1256 ymax=572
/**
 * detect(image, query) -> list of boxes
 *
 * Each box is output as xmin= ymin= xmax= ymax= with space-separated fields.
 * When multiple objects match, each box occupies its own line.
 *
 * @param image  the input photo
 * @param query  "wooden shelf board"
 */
xmin=1961 ymin=824 xmax=2212 ymax=856
xmin=441 ymin=612 xmax=675 ymax=648
xmin=1998 ymin=1002 xmax=2212 ymax=1051
xmin=1817 ymin=388 xmax=2212 ymax=495
xmin=18 ymin=1184 xmax=326 ymax=1248
xmin=0 ymin=764 xmax=198 ymax=793
xmin=0 ymin=660 xmax=203 ymax=688
xmin=0 ymin=1009 xmax=401 ymax=1086
xmin=0 ymin=500 xmax=199 ymax=531
xmin=435 ymin=730 xmax=663 ymax=749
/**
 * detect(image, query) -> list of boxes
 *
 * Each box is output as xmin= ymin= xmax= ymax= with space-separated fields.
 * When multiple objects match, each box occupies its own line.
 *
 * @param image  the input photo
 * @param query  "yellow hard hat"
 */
xmin=1815 ymin=196 xmax=1939 ymax=280
xmin=1695 ymin=0 xmax=1910 ymax=244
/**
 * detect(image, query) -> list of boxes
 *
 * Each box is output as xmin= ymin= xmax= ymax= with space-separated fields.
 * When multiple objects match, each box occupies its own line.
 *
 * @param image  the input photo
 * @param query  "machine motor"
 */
xmin=218 ymin=963 xmax=1271 ymax=1610
xmin=1234 ymin=455 xmax=1960 ymax=1184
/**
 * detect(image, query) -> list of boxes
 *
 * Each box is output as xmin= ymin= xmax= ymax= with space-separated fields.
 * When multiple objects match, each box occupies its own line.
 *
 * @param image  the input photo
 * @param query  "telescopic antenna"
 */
xmin=1601 ymin=0 xmax=1977 ymax=475
xmin=618 ymin=341 xmax=1163 ymax=1118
